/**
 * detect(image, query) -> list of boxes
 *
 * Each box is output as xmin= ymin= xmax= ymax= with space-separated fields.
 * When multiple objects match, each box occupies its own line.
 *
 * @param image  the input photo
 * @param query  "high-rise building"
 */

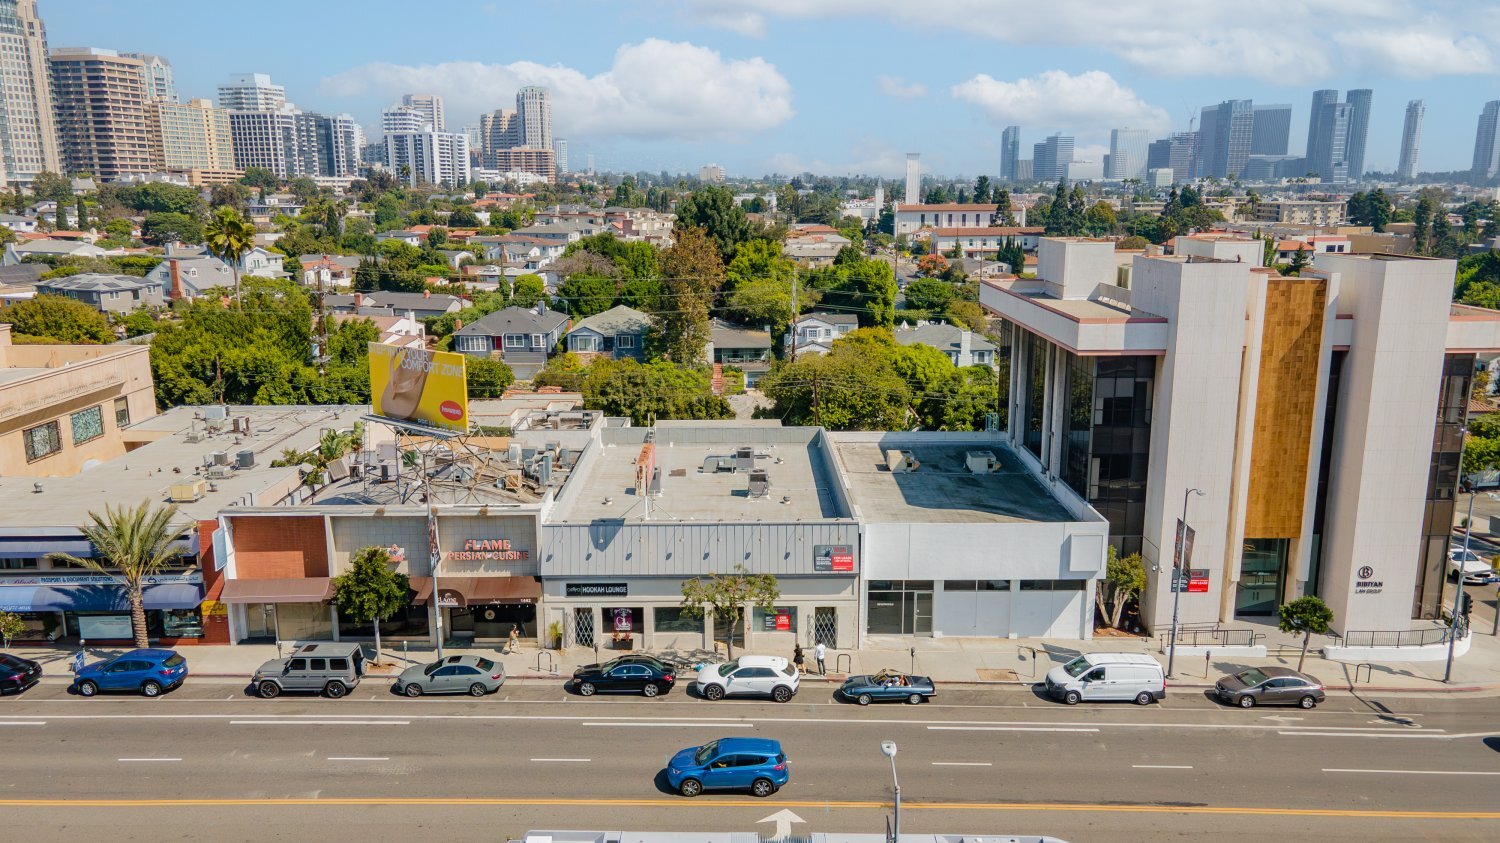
xmin=516 ymin=86 xmax=551 ymax=149
xmin=905 ymin=153 xmax=920 ymax=204
xmin=217 ymin=73 xmax=286 ymax=112
xmin=478 ymin=86 xmax=555 ymax=180
xmin=552 ymin=138 xmax=568 ymax=174
xmin=319 ymin=113 xmax=360 ymax=179
xmin=1305 ymin=89 xmax=1338 ymax=165
xmin=1250 ymin=104 xmax=1292 ymax=156
xmin=1105 ymin=128 xmax=1149 ymax=180
xmin=1397 ymin=100 xmax=1425 ymax=182
xmin=1195 ymin=99 xmax=1253 ymax=179
xmin=1345 ymin=89 xmax=1373 ymax=181
xmin=49 ymin=48 xmax=153 ymax=181
xmin=0 ymin=0 xmax=61 ymax=185
xmin=480 ymin=108 xmax=518 ymax=154
xmin=149 ymin=97 xmax=234 ymax=173
xmin=1032 ymin=134 xmax=1074 ymax=183
xmin=1146 ymin=138 xmax=1171 ymax=173
xmin=123 ymin=52 xmax=175 ymax=103
xmin=228 ymin=110 xmax=314 ymax=179
xmin=486 ymin=147 xmax=552 ymax=183
xmin=400 ymin=94 xmax=444 ymax=132
xmin=1167 ymin=132 xmax=1197 ymax=184
xmin=1309 ymin=100 xmax=1353 ymax=183
xmin=1000 ymin=125 xmax=1020 ymax=181
xmin=698 ymin=163 xmax=725 ymax=183
xmin=385 ymin=130 xmax=470 ymax=187
xmin=1472 ymin=101 xmax=1500 ymax=181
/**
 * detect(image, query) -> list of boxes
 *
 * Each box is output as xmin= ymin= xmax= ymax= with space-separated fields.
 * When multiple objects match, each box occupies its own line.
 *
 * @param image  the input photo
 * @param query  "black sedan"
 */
xmin=838 ymin=669 xmax=936 ymax=705
xmin=1214 ymin=666 xmax=1326 ymax=709
xmin=0 ymin=653 xmax=43 ymax=695
xmin=571 ymin=654 xmax=677 ymax=697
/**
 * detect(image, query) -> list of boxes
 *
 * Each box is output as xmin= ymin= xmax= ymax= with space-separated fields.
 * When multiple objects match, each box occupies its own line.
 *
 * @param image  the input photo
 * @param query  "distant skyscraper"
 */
xmin=218 ymin=72 xmax=287 ymax=112
xmin=1167 ymin=132 xmax=1196 ymax=184
xmin=1305 ymin=89 xmax=1338 ymax=162
xmin=1146 ymin=138 xmax=1171 ymax=173
xmin=1105 ymin=128 xmax=1149 ymax=180
xmin=516 ymin=86 xmax=551 ymax=149
xmin=552 ymin=138 xmax=568 ymax=174
xmin=0 ymin=0 xmax=61 ymax=185
xmin=123 ymin=52 xmax=175 ymax=103
xmin=1310 ymin=100 xmax=1353 ymax=183
xmin=400 ymin=94 xmax=444 ymax=132
xmin=1195 ymin=100 xmax=1253 ymax=179
xmin=1345 ymin=89 xmax=1373 ymax=180
xmin=1032 ymin=134 xmax=1073 ymax=183
xmin=1250 ymin=104 xmax=1291 ymax=156
xmin=1472 ymin=101 xmax=1500 ymax=181
xmin=480 ymin=86 xmax=554 ymax=176
xmin=1000 ymin=125 xmax=1020 ymax=181
xmin=382 ymin=103 xmax=430 ymax=134
xmin=904 ymin=153 xmax=920 ymax=204
xmin=385 ymin=130 xmax=469 ymax=187
xmin=1397 ymin=99 xmax=1425 ymax=182
xmin=149 ymin=97 xmax=234 ymax=173
xmin=50 ymin=48 xmax=153 ymax=181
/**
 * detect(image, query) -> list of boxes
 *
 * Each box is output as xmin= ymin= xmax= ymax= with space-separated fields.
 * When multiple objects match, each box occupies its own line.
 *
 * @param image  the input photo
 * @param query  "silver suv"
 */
xmin=252 ymin=642 xmax=366 ymax=698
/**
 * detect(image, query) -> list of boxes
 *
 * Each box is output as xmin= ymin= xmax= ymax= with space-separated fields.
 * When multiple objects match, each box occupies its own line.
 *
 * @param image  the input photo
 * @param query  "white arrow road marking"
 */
xmin=758 ymin=808 xmax=805 ymax=841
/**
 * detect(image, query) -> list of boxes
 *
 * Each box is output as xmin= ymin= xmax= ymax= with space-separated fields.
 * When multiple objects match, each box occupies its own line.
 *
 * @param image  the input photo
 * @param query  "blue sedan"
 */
xmin=666 ymin=737 xmax=789 ymax=797
xmin=75 ymin=648 xmax=187 ymax=698
xmin=838 ymin=669 xmax=936 ymax=705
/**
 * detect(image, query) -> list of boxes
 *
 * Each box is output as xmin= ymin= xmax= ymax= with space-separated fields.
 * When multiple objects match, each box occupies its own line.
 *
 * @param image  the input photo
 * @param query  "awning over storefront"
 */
xmin=0 ymin=582 xmax=204 ymax=612
xmin=0 ymin=537 xmax=94 ymax=559
xmin=410 ymin=576 xmax=541 ymax=607
xmin=219 ymin=578 xmax=334 ymax=604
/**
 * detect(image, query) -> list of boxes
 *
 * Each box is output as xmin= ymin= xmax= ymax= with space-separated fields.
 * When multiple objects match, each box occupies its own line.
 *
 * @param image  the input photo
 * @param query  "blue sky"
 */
xmin=47 ymin=0 xmax=1500 ymax=179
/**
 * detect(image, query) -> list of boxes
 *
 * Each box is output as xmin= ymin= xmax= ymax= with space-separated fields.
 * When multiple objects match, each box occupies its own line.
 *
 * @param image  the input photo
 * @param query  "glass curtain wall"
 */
xmin=1414 ymin=353 xmax=1472 ymax=619
xmin=1057 ymin=354 xmax=1155 ymax=556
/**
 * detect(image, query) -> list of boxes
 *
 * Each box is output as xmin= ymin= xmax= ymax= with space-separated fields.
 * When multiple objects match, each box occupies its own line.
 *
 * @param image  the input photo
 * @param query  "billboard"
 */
xmin=813 ymin=544 xmax=855 ymax=573
xmin=368 ymin=343 xmax=469 ymax=433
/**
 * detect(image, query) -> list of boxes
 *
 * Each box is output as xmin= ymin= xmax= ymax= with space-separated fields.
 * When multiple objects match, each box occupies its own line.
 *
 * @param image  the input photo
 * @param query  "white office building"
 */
xmin=217 ymin=72 xmax=287 ymax=112
xmin=385 ymin=130 xmax=471 ymax=187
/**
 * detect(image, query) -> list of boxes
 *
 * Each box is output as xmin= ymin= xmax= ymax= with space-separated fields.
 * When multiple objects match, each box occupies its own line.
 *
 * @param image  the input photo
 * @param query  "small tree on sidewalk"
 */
xmin=0 ymin=611 xmax=25 ymax=648
xmin=680 ymin=564 xmax=780 ymax=661
xmin=1094 ymin=546 xmax=1146 ymax=630
xmin=1278 ymin=595 xmax=1334 ymax=671
xmin=332 ymin=546 xmax=410 ymax=665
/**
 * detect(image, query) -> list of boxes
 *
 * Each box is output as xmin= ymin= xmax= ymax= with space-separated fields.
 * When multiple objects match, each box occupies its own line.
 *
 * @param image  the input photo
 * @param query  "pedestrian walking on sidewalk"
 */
xmin=793 ymin=644 xmax=805 ymax=675
xmin=814 ymin=640 xmax=827 ymax=675
xmin=506 ymin=624 xmax=521 ymax=655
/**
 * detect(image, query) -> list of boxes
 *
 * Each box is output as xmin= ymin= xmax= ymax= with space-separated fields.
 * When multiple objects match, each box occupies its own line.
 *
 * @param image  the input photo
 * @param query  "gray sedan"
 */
xmin=394 ymin=655 xmax=506 ymax=697
xmin=1214 ymin=666 xmax=1325 ymax=708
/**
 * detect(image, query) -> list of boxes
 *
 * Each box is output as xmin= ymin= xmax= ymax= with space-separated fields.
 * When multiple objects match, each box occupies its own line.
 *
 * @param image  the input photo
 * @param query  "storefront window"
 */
xmin=653 ymin=607 xmax=703 ymax=633
xmin=162 ymin=609 xmax=204 ymax=638
xmin=9 ymin=612 xmax=60 ymax=640
xmin=338 ymin=605 xmax=430 ymax=639
xmin=752 ymin=606 xmax=797 ymax=633
xmin=275 ymin=603 xmax=333 ymax=641
xmin=1019 ymin=579 xmax=1087 ymax=591
xmin=605 ymin=607 xmax=642 ymax=634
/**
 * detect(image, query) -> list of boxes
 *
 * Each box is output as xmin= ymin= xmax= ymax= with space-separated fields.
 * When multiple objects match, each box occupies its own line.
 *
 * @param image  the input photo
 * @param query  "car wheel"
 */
xmin=1063 ymin=690 xmax=1081 ymax=705
xmin=324 ymin=681 xmax=347 ymax=699
xmin=469 ymin=683 xmax=488 ymax=697
xmin=643 ymin=683 xmax=660 ymax=698
xmin=857 ymin=693 xmax=873 ymax=706
xmin=908 ymin=693 xmax=924 ymax=705
xmin=578 ymin=682 xmax=596 ymax=697
xmin=1134 ymin=691 xmax=1154 ymax=706
xmin=679 ymin=778 xmax=702 ymax=797
xmin=141 ymin=680 xmax=162 ymax=698
xmin=751 ymin=777 xmax=775 ymax=798
xmin=1238 ymin=694 xmax=1256 ymax=708
xmin=404 ymin=683 xmax=423 ymax=697
xmin=77 ymin=680 xmax=98 ymax=697
xmin=257 ymin=680 xmax=280 ymax=699
xmin=1298 ymin=695 xmax=1318 ymax=709
xmin=704 ymin=684 xmax=725 ymax=701
xmin=772 ymin=685 xmax=793 ymax=703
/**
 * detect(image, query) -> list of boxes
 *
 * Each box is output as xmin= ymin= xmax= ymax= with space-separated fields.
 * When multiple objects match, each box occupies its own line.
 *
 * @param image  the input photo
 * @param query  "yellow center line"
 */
xmin=0 ymin=798 xmax=1495 ymax=819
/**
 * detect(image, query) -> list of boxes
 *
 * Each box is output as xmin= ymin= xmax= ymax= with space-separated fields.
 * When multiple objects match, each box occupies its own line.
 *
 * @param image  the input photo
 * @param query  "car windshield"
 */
xmin=717 ymin=660 xmax=739 ymax=677
xmin=423 ymin=661 xmax=445 ymax=675
xmin=1062 ymin=656 xmax=1093 ymax=678
xmin=162 ymin=654 xmax=185 ymax=668
xmin=476 ymin=658 xmax=495 ymax=671
xmin=693 ymin=741 xmax=719 ymax=765
xmin=600 ymin=659 xmax=622 ymax=672
xmin=1235 ymin=668 xmax=1270 ymax=686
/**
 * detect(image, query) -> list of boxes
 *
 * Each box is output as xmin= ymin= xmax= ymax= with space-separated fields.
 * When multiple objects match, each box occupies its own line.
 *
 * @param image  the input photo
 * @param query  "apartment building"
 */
xmin=217 ymin=72 xmax=285 ymax=112
xmin=49 ymin=47 xmax=153 ymax=181
xmin=149 ymin=97 xmax=235 ymax=173
xmin=228 ymin=109 xmax=357 ymax=180
xmin=123 ymin=51 xmax=174 ymax=102
xmin=478 ymin=86 xmax=555 ymax=181
xmin=1252 ymin=200 xmax=1347 ymax=227
xmin=384 ymin=129 xmax=470 ymax=187
xmin=0 ymin=0 xmax=61 ymax=185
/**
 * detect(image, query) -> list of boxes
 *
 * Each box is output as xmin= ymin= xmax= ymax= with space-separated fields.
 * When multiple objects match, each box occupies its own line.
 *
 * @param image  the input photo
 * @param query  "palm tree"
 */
xmin=50 ymin=501 xmax=185 ymax=649
xmin=205 ymin=205 xmax=256 ymax=308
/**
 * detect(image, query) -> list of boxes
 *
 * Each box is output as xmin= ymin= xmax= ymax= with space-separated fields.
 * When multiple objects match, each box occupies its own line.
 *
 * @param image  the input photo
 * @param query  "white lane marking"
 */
xmin=582 ymin=722 xmax=754 ymax=728
xmin=531 ymin=757 xmax=592 ymax=762
xmin=1133 ymin=764 xmax=1194 ymax=769
xmin=1323 ymin=768 xmax=1500 ymax=776
xmin=0 ymin=722 xmax=46 ymax=726
xmin=931 ymin=762 xmax=992 ymax=766
xmin=327 ymin=757 xmax=388 ymax=761
xmin=229 ymin=720 xmax=410 ymax=726
xmin=927 ymin=726 xmax=1099 ymax=733
xmin=118 ymin=758 xmax=180 ymax=762
xmin=1280 ymin=731 xmax=1456 ymax=739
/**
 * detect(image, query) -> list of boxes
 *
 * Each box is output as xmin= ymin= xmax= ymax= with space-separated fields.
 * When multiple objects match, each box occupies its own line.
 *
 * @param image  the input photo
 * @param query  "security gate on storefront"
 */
xmin=811 ymin=606 xmax=837 ymax=649
xmin=572 ymin=607 xmax=595 ymax=649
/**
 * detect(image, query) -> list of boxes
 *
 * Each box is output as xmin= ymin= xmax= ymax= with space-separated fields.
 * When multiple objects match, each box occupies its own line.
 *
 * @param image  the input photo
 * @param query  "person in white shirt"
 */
xmin=813 ymin=641 xmax=827 ymax=675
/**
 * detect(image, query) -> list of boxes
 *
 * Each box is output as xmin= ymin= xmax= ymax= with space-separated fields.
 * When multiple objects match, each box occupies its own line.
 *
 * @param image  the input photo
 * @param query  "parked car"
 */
xmin=571 ymin=654 xmax=676 ymax=697
xmin=251 ymin=642 xmax=365 ymax=699
xmin=694 ymin=655 xmax=800 ymax=702
xmin=1043 ymin=652 xmax=1165 ymax=705
xmin=1447 ymin=547 xmax=1498 ymax=585
xmin=1214 ymin=666 xmax=1325 ymax=709
xmin=838 ymin=669 xmax=936 ymax=705
xmin=394 ymin=655 xmax=505 ymax=697
xmin=0 ymin=653 xmax=42 ymax=695
xmin=666 ymin=737 xmax=789 ymax=797
xmin=74 ymin=648 xmax=186 ymax=698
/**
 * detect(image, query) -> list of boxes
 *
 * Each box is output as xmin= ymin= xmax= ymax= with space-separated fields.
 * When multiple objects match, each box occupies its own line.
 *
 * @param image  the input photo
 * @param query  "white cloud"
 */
xmin=681 ymin=0 xmax=1493 ymax=82
xmin=319 ymin=39 xmax=793 ymax=142
xmin=950 ymin=70 xmax=1169 ymax=138
xmin=877 ymin=75 xmax=928 ymax=100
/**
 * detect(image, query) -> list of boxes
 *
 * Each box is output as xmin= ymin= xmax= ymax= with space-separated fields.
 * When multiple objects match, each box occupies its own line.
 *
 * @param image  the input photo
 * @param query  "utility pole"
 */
xmin=1166 ymin=487 xmax=1204 ymax=678
xmin=789 ymin=269 xmax=799 ymax=361
xmin=313 ymin=254 xmax=330 ymax=379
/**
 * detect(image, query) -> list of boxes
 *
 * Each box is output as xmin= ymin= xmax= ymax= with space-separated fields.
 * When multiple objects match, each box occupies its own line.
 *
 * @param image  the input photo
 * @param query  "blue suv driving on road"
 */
xmin=74 ymin=648 xmax=187 ymax=698
xmin=666 ymin=737 xmax=789 ymax=797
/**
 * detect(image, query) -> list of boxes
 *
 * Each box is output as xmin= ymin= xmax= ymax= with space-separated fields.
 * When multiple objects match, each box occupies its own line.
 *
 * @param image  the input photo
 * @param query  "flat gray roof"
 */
xmin=834 ymin=441 xmax=1075 ymax=524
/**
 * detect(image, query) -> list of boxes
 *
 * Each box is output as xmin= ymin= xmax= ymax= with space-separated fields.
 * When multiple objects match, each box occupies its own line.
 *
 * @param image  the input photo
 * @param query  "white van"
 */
xmin=1043 ymin=652 xmax=1165 ymax=705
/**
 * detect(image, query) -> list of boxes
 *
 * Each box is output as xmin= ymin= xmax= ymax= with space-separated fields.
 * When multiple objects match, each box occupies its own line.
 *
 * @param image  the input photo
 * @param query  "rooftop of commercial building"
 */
xmin=306 ymin=432 xmax=574 ymax=509
xmin=551 ymin=424 xmax=849 ymax=524
xmin=832 ymin=438 xmax=1076 ymax=524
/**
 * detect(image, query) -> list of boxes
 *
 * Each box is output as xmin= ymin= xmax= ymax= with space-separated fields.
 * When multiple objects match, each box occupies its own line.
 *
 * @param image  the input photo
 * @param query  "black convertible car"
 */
xmin=570 ymin=654 xmax=677 ymax=697
xmin=838 ymin=669 xmax=936 ymax=705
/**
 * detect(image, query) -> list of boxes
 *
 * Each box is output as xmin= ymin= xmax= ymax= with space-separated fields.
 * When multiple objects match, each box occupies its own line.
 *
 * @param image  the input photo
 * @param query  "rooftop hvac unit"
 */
xmin=507 ymin=443 xmax=523 ymax=462
xmin=231 ymin=416 xmax=251 ymax=434
xmin=378 ymin=461 xmax=397 ymax=482
xmin=236 ymin=449 xmax=256 ymax=470
xmin=747 ymin=468 xmax=771 ymax=498
xmin=168 ymin=480 xmax=206 ymax=503
xmin=965 ymin=450 xmax=999 ymax=474
xmin=735 ymin=446 xmax=755 ymax=472
xmin=534 ymin=454 xmax=553 ymax=486
xmin=378 ymin=441 xmax=399 ymax=462
xmin=887 ymin=449 xmax=920 ymax=473
xmin=184 ymin=429 xmax=203 ymax=443
xmin=348 ymin=463 xmax=364 ymax=479
xmin=702 ymin=455 xmax=736 ymax=473
xmin=210 ymin=450 xmax=229 ymax=466
xmin=203 ymin=405 xmax=228 ymax=421
xmin=206 ymin=464 xmax=233 ymax=479
xmin=326 ymin=456 xmax=351 ymax=481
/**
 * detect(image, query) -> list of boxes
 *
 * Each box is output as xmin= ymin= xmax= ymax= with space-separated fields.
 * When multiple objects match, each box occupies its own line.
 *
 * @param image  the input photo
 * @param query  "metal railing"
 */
xmin=1159 ymin=628 xmax=1263 ymax=648
xmin=1341 ymin=624 xmax=1465 ymax=648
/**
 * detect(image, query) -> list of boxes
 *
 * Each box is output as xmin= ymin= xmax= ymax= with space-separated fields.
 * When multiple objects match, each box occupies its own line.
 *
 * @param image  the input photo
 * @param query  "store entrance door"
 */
xmin=812 ymin=607 xmax=838 ymax=648
xmin=242 ymin=604 xmax=275 ymax=642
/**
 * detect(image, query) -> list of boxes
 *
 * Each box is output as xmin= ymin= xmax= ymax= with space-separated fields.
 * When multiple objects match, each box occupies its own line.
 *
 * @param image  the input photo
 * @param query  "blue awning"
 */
xmin=0 ymin=583 xmax=203 ymax=612
xmin=0 ymin=537 xmax=94 ymax=559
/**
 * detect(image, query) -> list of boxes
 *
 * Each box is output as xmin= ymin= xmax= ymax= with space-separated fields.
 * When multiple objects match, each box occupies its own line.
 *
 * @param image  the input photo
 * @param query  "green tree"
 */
xmin=121 ymin=182 xmax=204 ymax=217
xmin=0 ymin=294 xmax=113 ymax=343
xmin=993 ymin=189 xmax=1016 ymax=226
xmin=50 ymin=501 xmax=185 ymax=650
xmin=1413 ymin=197 xmax=1434 ymax=255
xmin=142 ymin=211 xmax=203 ymax=245
xmin=556 ymin=274 xmax=618 ymax=317
xmin=675 ymin=186 xmax=751 ymax=261
xmin=447 ymin=207 xmax=480 ymax=228
xmin=104 ymin=217 xmax=134 ymax=242
xmin=117 ymin=309 xmax=156 ymax=338
xmin=239 ymin=166 xmax=280 ymax=190
xmin=466 ymin=356 xmax=515 ymax=398
xmin=1286 ymin=248 xmax=1311 ymax=276
xmin=760 ymin=340 xmax=910 ymax=430
xmin=426 ymin=226 xmax=449 ymax=248
xmin=1278 ymin=595 xmax=1334 ymax=671
xmin=723 ymin=239 xmax=797 ymax=328
xmin=511 ymin=274 xmax=546 ymax=308
xmin=577 ymin=358 xmax=733 ymax=425
xmin=679 ymin=563 xmax=781 ymax=661
xmin=656 ymin=227 xmax=724 ymax=364
xmin=904 ymin=278 xmax=957 ymax=312
xmin=1095 ymin=546 xmax=1147 ymax=629
xmin=75 ymin=195 xmax=88 ymax=230
xmin=31 ymin=170 xmax=73 ymax=205
xmin=973 ymin=175 xmax=992 ymax=204
xmin=204 ymin=206 xmax=256 ymax=307
xmin=0 ymin=610 xmax=25 ymax=648
xmin=331 ymin=546 xmax=410 ymax=665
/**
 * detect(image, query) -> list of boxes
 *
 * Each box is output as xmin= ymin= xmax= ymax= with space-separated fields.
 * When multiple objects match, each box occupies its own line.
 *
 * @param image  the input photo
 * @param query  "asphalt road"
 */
xmin=3 ymin=678 xmax=1499 ymax=842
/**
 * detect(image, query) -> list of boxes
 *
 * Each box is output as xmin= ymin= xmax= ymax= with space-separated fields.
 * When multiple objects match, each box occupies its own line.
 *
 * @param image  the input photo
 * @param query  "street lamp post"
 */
xmin=1166 ymin=488 xmax=1205 ymax=679
xmin=881 ymin=740 xmax=900 ymax=843
xmin=1445 ymin=491 xmax=1494 ymax=681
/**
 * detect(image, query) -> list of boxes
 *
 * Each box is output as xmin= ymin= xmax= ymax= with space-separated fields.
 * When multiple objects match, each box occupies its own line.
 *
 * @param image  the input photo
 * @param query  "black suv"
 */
xmin=571 ymin=654 xmax=677 ymax=697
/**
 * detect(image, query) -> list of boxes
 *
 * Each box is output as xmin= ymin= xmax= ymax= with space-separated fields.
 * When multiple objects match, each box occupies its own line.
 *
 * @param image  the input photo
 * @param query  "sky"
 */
xmin=45 ymin=0 xmax=1500 ymax=179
